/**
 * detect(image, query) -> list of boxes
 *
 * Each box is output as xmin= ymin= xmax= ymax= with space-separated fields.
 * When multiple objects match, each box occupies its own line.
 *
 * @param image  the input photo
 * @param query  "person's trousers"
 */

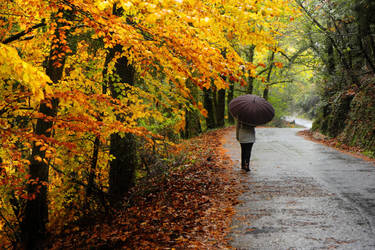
xmin=240 ymin=143 xmax=254 ymax=169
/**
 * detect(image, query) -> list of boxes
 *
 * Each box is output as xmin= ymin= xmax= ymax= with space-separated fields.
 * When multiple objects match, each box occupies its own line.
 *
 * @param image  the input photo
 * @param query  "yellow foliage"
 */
xmin=0 ymin=44 xmax=52 ymax=103
xmin=0 ymin=0 xmax=297 ymax=245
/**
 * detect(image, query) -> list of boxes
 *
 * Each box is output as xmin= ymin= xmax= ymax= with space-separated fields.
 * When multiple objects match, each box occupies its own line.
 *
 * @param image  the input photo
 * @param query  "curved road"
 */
xmin=224 ymin=128 xmax=375 ymax=249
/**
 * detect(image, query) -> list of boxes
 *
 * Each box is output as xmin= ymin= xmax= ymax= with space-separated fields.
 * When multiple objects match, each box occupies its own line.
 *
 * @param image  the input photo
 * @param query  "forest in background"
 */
xmin=296 ymin=0 xmax=375 ymax=157
xmin=0 ymin=0 xmax=374 ymax=248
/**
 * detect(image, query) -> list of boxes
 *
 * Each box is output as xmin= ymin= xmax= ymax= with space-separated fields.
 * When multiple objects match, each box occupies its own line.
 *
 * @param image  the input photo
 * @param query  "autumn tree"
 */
xmin=19 ymin=7 xmax=76 ymax=248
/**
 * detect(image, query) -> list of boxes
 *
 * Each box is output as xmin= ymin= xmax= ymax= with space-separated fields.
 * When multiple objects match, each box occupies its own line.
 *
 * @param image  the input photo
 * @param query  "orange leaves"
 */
xmin=239 ymin=78 xmax=247 ymax=86
xmin=258 ymin=62 xmax=266 ymax=68
xmin=345 ymin=88 xmax=356 ymax=97
xmin=53 ymin=158 xmax=63 ymax=165
xmin=274 ymin=62 xmax=283 ymax=69
xmin=50 ymin=88 xmax=154 ymax=141
xmin=94 ymin=29 xmax=106 ymax=38
xmin=198 ymin=102 xmax=208 ymax=118
xmin=74 ymin=0 xmax=283 ymax=93
xmin=34 ymin=156 xmax=43 ymax=162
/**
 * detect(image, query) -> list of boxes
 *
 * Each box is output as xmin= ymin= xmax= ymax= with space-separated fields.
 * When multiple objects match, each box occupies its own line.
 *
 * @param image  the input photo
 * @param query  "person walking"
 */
xmin=236 ymin=119 xmax=255 ymax=172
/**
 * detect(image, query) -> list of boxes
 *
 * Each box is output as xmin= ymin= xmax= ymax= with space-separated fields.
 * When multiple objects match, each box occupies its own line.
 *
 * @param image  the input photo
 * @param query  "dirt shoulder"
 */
xmin=298 ymin=130 xmax=375 ymax=165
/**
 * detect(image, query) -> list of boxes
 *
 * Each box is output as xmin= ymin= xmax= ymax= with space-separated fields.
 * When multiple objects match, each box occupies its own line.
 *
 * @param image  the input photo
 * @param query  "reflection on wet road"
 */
xmin=224 ymin=128 xmax=375 ymax=249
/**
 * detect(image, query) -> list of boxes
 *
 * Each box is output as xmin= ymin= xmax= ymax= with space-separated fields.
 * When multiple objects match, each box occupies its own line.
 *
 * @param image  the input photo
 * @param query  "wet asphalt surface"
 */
xmin=224 ymin=128 xmax=375 ymax=249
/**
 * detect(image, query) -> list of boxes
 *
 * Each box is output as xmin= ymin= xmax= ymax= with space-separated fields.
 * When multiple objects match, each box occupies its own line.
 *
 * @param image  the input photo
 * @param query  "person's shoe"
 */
xmin=241 ymin=165 xmax=250 ymax=172
xmin=242 ymin=166 xmax=250 ymax=172
xmin=241 ymin=162 xmax=250 ymax=172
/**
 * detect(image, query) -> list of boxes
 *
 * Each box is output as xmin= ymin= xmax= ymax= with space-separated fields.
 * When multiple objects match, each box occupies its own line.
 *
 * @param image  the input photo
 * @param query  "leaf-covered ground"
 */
xmin=50 ymin=127 xmax=243 ymax=249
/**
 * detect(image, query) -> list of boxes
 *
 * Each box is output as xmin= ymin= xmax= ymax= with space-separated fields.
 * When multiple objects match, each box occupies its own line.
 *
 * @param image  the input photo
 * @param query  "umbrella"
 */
xmin=229 ymin=94 xmax=275 ymax=126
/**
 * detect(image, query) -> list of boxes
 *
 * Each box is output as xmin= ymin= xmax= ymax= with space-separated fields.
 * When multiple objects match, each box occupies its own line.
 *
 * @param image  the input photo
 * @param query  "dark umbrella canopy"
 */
xmin=229 ymin=94 xmax=275 ymax=126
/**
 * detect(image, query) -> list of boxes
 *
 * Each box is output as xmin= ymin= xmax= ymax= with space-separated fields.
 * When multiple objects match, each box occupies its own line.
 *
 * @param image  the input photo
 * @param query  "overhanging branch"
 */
xmin=267 ymin=80 xmax=293 ymax=87
xmin=2 ymin=20 xmax=45 ymax=44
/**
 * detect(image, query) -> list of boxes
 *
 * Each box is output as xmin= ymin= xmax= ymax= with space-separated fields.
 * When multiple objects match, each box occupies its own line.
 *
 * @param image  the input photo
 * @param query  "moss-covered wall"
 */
xmin=339 ymin=84 xmax=375 ymax=156
xmin=313 ymin=83 xmax=375 ymax=157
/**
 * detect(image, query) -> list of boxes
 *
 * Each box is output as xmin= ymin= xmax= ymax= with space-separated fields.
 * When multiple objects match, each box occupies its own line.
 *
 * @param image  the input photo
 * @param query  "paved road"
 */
xmin=284 ymin=116 xmax=313 ymax=129
xmin=224 ymin=128 xmax=375 ymax=249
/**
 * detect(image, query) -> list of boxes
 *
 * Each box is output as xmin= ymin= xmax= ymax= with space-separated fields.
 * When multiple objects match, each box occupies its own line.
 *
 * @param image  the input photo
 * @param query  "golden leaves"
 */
xmin=198 ymin=102 xmax=208 ymax=117
xmin=0 ymin=44 xmax=52 ymax=103
xmin=34 ymin=156 xmax=43 ymax=162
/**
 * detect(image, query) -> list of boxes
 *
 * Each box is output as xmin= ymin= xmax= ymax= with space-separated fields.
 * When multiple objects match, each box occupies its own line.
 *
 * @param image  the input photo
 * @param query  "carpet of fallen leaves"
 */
xmin=50 ymin=127 xmax=242 ymax=249
xmin=298 ymin=130 xmax=375 ymax=165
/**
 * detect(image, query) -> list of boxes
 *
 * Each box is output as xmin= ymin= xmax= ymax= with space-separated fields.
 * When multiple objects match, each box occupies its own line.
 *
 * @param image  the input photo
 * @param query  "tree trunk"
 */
xmin=85 ymin=42 xmax=113 ymax=200
xmin=184 ymin=110 xmax=202 ymax=138
xmin=203 ymin=88 xmax=216 ymax=129
xmin=216 ymin=88 xmax=226 ymax=127
xmin=247 ymin=45 xmax=255 ymax=94
xmin=326 ymin=22 xmax=335 ymax=75
xmin=104 ymin=4 xmax=138 ymax=198
xmin=355 ymin=5 xmax=375 ymax=73
xmin=109 ymin=133 xmax=136 ymax=196
xmin=227 ymin=80 xmax=234 ymax=124
xmin=21 ymin=8 xmax=71 ymax=249
xmin=248 ymin=75 xmax=254 ymax=94
xmin=106 ymin=45 xmax=137 ymax=198
xmin=184 ymin=80 xmax=201 ymax=138
xmin=86 ymin=136 xmax=100 ymax=198
xmin=263 ymin=86 xmax=269 ymax=101
xmin=263 ymin=51 xmax=275 ymax=101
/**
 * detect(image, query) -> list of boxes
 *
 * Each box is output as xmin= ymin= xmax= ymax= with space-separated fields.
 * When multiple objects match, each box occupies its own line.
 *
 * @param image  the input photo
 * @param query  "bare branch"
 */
xmin=267 ymin=80 xmax=293 ymax=87
xmin=2 ymin=20 xmax=45 ymax=44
